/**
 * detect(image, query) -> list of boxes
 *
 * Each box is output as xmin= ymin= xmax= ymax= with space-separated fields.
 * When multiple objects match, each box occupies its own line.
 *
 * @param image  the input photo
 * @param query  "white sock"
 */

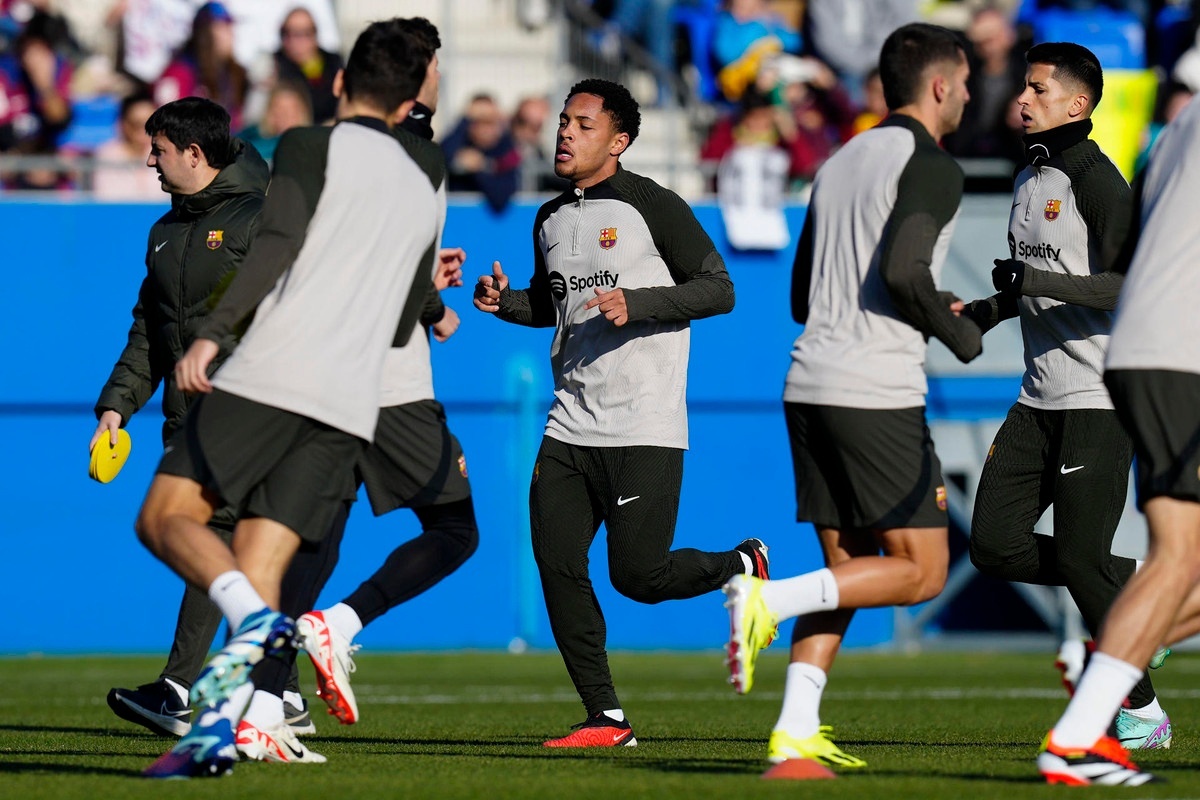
xmin=601 ymin=708 xmax=625 ymax=722
xmin=1124 ymin=696 xmax=1164 ymax=721
xmin=1052 ymin=652 xmax=1144 ymax=748
xmin=1135 ymin=559 xmax=1144 ymax=572
xmin=773 ymin=662 xmax=826 ymax=739
xmin=322 ymin=602 xmax=364 ymax=641
xmin=738 ymin=551 xmax=753 ymax=574
xmin=195 ymin=681 xmax=255 ymax=729
xmin=163 ymin=677 xmax=189 ymax=705
xmin=242 ymin=688 xmax=286 ymax=730
xmin=760 ymin=568 xmax=839 ymax=622
xmin=207 ymin=571 xmax=267 ymax=631
xmin=283 ymin=690 xmax=304 ymax=709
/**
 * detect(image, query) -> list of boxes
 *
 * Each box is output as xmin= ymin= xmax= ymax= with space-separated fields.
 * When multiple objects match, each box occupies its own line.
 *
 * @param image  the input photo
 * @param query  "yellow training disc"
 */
xmin=89 ymin=428 xmax=132 ymax=484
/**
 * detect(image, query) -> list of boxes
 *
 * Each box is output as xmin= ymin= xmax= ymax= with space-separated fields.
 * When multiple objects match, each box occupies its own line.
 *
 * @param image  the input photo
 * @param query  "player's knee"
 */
xmin=610 ymin=564 xmax=667 ymax=604
xmin=135 ymin=506 xmax=166 ymax=554
xmin=902 ymin=561 xmax=947 ymax=606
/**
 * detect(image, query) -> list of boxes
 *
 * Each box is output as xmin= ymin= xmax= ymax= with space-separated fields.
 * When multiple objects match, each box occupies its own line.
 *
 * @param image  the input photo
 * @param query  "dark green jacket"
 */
xmin=95 ymin=140 xmax=270 ymax=444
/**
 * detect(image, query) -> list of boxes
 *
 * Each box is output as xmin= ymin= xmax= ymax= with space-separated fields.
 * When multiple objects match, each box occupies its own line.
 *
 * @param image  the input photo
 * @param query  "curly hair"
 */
xmin=567 ymin=78 xmax=641 ymax=144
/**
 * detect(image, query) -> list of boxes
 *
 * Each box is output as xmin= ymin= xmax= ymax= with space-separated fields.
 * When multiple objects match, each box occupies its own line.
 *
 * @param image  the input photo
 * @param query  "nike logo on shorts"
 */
xmin=155 ymin=241 xmax=168 ymax=252
xmin=1060 ymin=465 xmax=1085 ymax=474
xmin=616 ymin=495 xmax=640 ymax=506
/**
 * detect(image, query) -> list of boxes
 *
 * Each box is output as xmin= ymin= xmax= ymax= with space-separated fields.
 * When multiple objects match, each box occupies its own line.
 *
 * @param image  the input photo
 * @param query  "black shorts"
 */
xmin=1106 ymin=369 xmax=1200 ymax=508
xmin=158 ymin=388 xmax=363 ymax=542
xmin=357 ymin=399 xmax=472 ymax=516
xmin=784 ymin=402 xmax=947 ymax=530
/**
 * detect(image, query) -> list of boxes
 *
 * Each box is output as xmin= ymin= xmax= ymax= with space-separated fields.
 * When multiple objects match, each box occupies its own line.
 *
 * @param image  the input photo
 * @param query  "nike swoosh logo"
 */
xmin=616 ymin=495 xmax=640 ymax=506
xmin=284 ymin=740 xmax=305 ymax=759
xmin=612 ymin=732 xmax=626 ymax=742
xmin=159 ymin=703 xmax=191 ymax=719
xmin=546 ymin=241 xmax=560 ymax=254
xmin=1011 ymin=201 xmax=1020 ymax=209
xmin=1060 ymin=465 xmax=1085 ymax=474
xmin=155 ymin=241 xmax=168 ymax=252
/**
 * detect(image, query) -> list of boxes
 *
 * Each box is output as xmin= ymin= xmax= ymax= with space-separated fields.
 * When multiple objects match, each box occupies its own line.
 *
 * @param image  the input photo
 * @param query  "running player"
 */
xmin=136 ymin=19 xmax=437 ymax=778
xmin=723 ymin=23 xmax=983 ymax=769
xmin=474 ymin=78 xmax=769 ymax=748
xmin=963 ymin=41 xmax=1169 ymax=750
xmin=1037 ymin=93 xmax=1200 ymax=789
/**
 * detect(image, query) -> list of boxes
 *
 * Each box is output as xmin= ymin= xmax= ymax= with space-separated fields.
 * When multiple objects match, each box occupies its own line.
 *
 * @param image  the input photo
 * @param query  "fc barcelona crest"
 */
xmin=1044 ymin=200 xmax=1061 ymax=221
xmin=599 ymin=228 xmax=618 ymax=249
xmin=936 ymin=485 xmax=948 ymax=511
xmin=207 ymin=230 xmax=224 ymax=250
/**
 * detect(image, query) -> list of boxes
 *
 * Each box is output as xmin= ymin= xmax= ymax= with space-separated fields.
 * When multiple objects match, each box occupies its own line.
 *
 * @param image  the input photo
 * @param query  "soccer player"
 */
xmin=962 ymin=42 xmax=1169 ymax=750
xmin=722 ymin=23 xmax=982 ymax=768
xmin=1036 ymin=94 xmax=1200 ymax=788
xmin=136 ymin=19 xmax=438 ymax=778
xmin=90 ymin=97 xmax=292 ymax=738
xmin=473 ymin=78 xmax=769 ymax=748
xmin=235 ymin=19 xmax=482 ymax=747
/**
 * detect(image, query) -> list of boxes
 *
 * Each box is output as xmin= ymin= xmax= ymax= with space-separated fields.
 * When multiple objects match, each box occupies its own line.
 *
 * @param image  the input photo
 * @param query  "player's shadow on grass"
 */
xmin=0 ymin=722 xmax=168 ymax=739
xmin=0 ymin=761 xmax=132 ymax=777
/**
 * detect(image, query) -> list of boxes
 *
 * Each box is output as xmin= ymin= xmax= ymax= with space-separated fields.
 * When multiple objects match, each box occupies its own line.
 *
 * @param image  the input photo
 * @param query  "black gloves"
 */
xmin=992 ymin=258 xmax=1026 ymax=293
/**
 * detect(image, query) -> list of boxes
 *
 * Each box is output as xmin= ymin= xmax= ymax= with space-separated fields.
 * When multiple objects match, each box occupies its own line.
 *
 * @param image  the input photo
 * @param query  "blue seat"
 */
xmin=1033 ymin=7 xmax=1145 ymax=69
xmin=58 ymin=94 xmax=120 ymax=152
xmin=672 ymin=0 xmax=721 ymax=101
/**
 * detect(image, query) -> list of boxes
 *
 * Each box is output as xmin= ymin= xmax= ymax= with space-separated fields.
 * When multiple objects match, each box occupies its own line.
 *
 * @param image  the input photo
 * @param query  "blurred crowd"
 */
xmin=585 ymin=0 xmax=1200 ymax=191
xmin=3 ymin=0 xmax=1199 ymax=202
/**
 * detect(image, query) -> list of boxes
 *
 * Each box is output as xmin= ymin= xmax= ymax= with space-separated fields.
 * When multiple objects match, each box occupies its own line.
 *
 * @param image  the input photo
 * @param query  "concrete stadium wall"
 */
xmin=1 ymin=197 xmax=1025 ymax=655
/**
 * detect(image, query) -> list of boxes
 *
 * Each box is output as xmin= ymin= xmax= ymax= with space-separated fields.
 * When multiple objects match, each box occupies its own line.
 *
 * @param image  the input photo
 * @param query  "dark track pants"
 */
xmin=530 ymin=436 xmax=743 ymax=715
xmin=969 ymin=403 xmax=1156 ymax=706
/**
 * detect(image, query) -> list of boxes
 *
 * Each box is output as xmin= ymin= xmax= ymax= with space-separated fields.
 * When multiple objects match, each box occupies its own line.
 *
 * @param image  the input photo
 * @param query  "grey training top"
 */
xmin=1108 ymin=96 xmax=1200 ymax=374
xmin=200 ymin=117 xmax=438 ymax=441
xmin=496 ymin=165 xmax=735 ymax=449
xmin=785 ymin=114 xmax=981 ymax=410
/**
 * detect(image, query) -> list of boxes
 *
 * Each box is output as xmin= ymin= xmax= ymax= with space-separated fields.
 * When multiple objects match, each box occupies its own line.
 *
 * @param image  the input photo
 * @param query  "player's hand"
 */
xmin=473 ymin=261 xmax=509 ymax=313
xmin=992 ymin=258 xmax=1026 ymax=294
xmin=585 ymin=286 xmax=628 ymax=326
xmin=20 ymin=40 xmax=57 ymax=92
xmin=174 ymin=339 xmax=220 ymax=394
xmin=89 ymin=410 xmax=123 ymax=452
xmin=433 ymin=306 xmax=460 ymax=342
xmin=434 ymin=247 xmax=466 ymax=290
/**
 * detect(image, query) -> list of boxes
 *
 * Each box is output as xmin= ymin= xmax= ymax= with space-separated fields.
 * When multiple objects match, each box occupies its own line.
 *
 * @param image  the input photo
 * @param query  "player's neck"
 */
xmin=890 ymin=104 xmax=944 ymax=142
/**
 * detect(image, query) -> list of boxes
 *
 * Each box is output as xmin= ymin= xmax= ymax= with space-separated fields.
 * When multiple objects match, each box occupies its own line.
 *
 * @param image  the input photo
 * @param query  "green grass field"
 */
xmin=3 ymin=650 xmax=1198 ymax=798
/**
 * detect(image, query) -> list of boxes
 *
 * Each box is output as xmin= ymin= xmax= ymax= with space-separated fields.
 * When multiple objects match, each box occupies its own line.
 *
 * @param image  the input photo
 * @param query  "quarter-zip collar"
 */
xmin=1023 ymin=119 xmax=1092 ymax=166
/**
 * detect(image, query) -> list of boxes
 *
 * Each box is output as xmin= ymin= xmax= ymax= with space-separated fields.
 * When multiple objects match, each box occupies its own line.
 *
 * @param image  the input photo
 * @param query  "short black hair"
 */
xmin=1026 ymin=42 xmax=1103 ymax=110
xmin=393 ymin=16 xmax=440 ymax=52
xmin=144 ymin=97 xmax=232 ymax=168
xmin=566 ymin=78 xmax=641 ymax=144
xmin=879 ymin=23 xmax=966 ymax=111
xmin=341 ymin=19 xmax=427 ymax=113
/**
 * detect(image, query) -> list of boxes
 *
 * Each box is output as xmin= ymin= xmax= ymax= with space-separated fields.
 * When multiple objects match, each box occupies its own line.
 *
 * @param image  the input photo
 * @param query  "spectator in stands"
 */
xmin=943 ymin=5 xmax=1025 ymax=162
xmin=0 ymin=10 xmax=73 ymax=190
xmin=273 ymin=6 xmax=341 ymax=125
xmin=712 ymin=0 xmax=804 ymax=102
xmin=441 ymin=92 xmax=521 ymax=213
xmin=700 ymin=85 xmax=794 ymax=189
xmin=778 ymin=57 xmax=857 ymax=182
xmin=804 ymin=0 xmax=918 ymax=101
xmin=511 ymin=94 xmax=557 ymax=192
xmin=236 ymin=79 xmax=311 ymax=163
xmin=592 ymin=0 xmax=677 ymax=105
xmin=154 ymin=2 xmax=248 ymax=131
xmin=115 ymin=0 xmax=199 ymax=87
xmin=91 ymin=90 xmax=163 ymax=199
xmin=851 ymin=66 xmax=887 ymax=135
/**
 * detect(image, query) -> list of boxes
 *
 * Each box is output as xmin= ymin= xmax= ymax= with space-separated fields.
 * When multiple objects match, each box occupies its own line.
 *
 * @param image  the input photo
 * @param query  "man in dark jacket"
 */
xmin=91 ymin=97 xmax=280 ymax=739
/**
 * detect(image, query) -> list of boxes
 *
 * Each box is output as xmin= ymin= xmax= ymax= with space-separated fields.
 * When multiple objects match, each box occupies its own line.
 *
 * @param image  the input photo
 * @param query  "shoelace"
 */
xmin=341 ymin=643 xmax=362 ymax=673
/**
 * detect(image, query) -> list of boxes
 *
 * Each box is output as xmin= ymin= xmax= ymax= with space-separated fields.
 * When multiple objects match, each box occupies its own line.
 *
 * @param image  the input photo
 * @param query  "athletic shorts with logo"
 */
xmin=357 ymin=399 xmax=472 ymax=516
xmin=158 ymin=388 xmax=363 ymax=543
xmin=784 ymin=402 xmax=947 ymax=530
xmin=1105 ymin=369 xmax=1200 ymax=507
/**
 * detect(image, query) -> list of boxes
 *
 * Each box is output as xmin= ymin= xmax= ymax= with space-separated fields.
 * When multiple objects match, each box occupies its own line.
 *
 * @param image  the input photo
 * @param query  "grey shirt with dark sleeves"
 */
xmin=785 ymin=114 xmax=981 ymax=411
xmin=967 ymin=119 xmax=1130 ymax=410
xmin=494 ymin=164 xmax=734 ymax=449
xmin=197 ymin=116 xmax=438 ymax=441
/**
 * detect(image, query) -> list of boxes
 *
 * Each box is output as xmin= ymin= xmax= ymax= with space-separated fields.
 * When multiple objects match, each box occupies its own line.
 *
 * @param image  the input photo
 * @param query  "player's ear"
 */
xmin=610 ymin=132 xmax=630 ymax=157
xmin=332 ymin=68 xmax=344 ymax=99
xmin=932 ymin=72 xmax=949 ymax=103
